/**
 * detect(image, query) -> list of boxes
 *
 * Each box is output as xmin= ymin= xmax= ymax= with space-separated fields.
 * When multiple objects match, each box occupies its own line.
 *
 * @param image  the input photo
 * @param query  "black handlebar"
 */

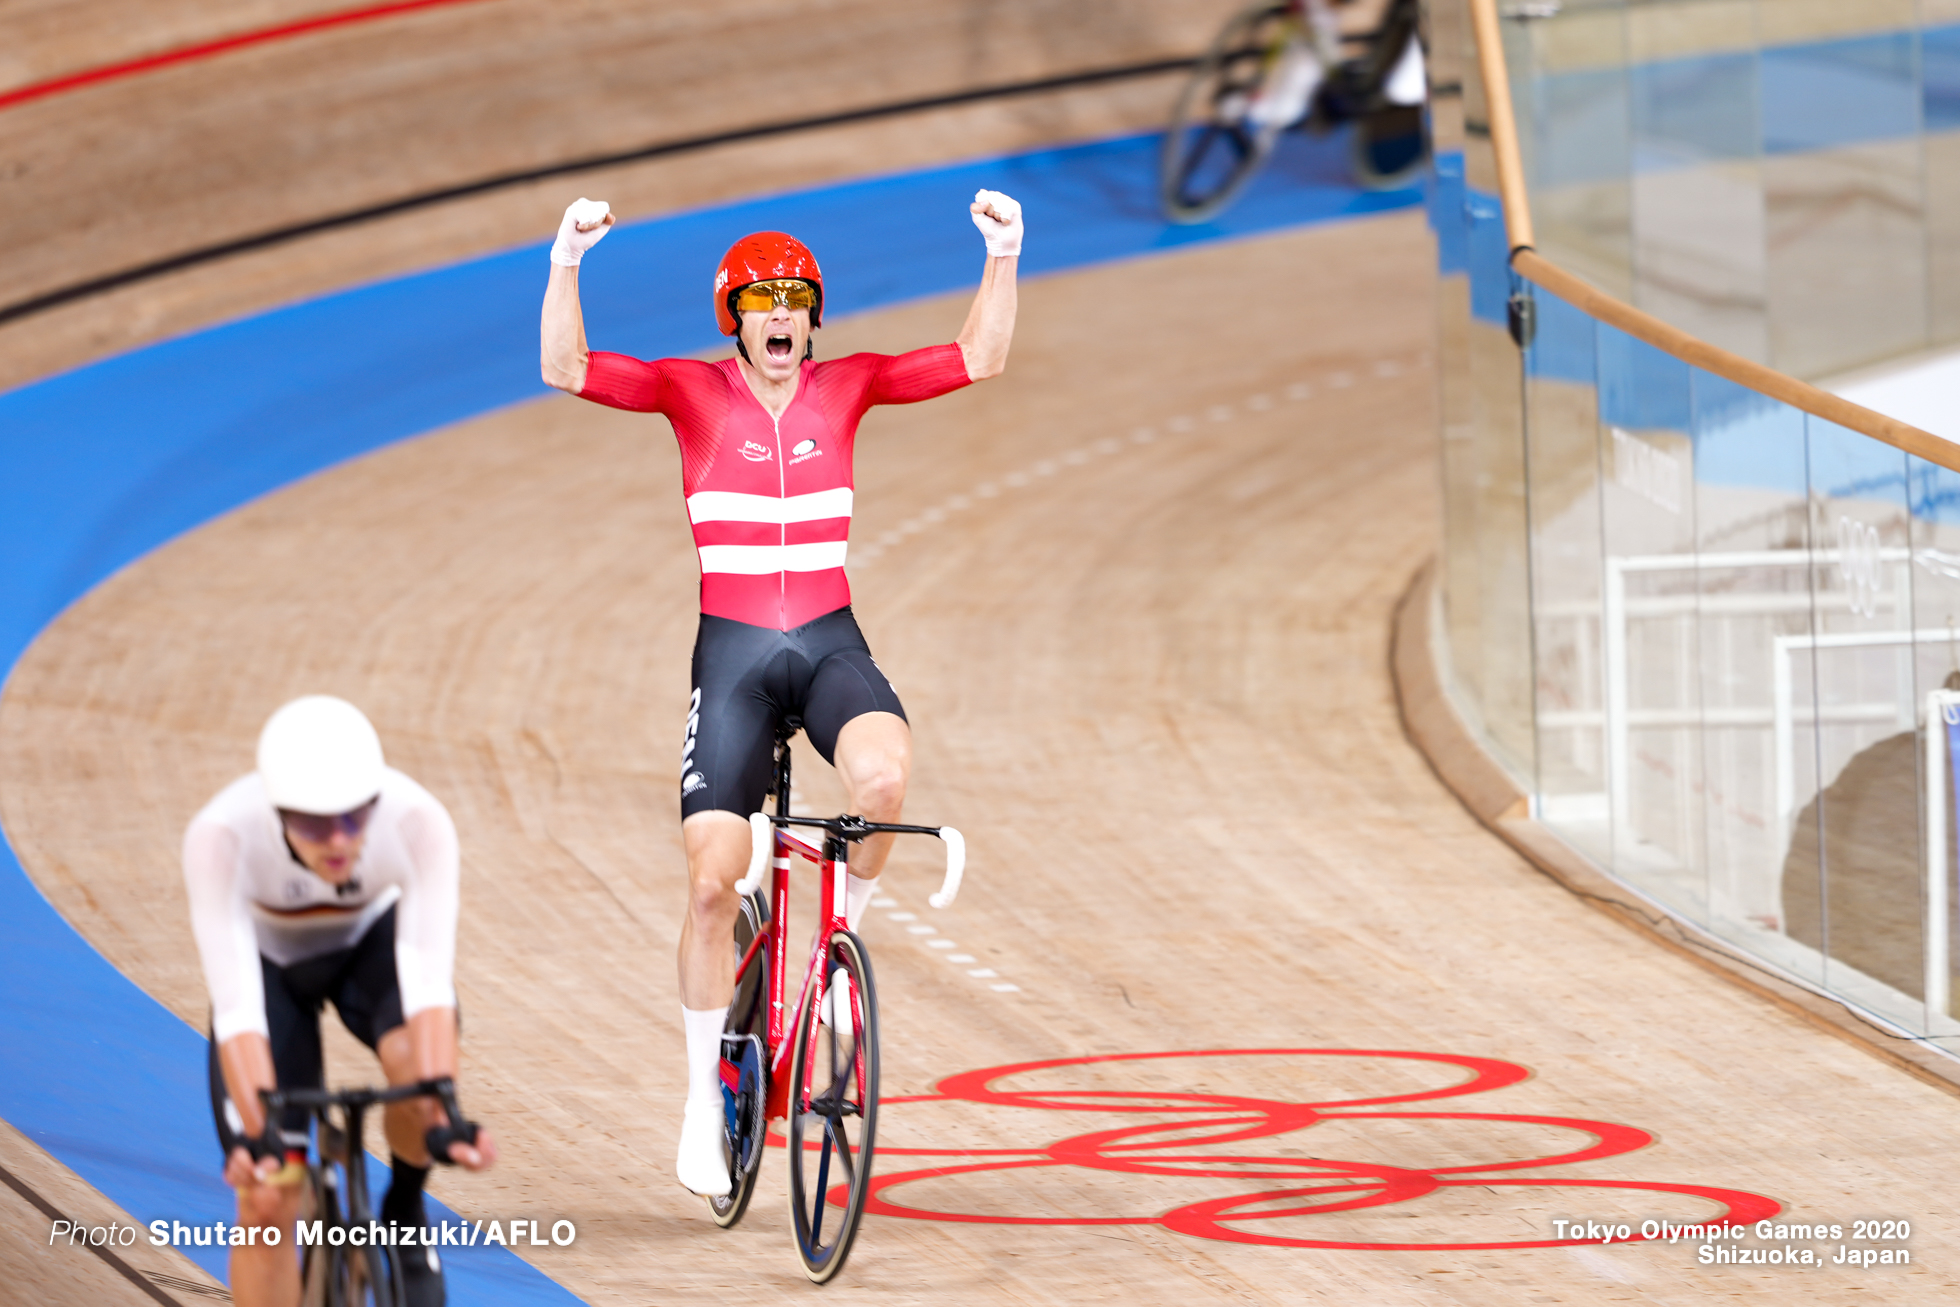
xmin=764 ymin=813 xmax=948 ymax=842
xmin=257 ymin=1076 xmax=479 ymax=1165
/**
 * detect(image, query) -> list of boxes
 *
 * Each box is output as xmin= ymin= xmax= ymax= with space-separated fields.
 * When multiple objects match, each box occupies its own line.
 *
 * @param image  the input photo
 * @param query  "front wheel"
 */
xmin=786 ymin=930 xmax=879 ymax=1283
xmin=358 ymin=1244 xmax=405 ymax=1307
xmin=1160 ymin=1 xmax=1296 ymax=223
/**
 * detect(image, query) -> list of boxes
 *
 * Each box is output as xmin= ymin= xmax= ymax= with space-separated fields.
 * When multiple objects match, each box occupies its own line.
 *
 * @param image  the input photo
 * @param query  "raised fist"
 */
xmin=550 ymin=198 xmax=615 ymax=267
xmin=970 ymin=189 xmax=1023 ymax=258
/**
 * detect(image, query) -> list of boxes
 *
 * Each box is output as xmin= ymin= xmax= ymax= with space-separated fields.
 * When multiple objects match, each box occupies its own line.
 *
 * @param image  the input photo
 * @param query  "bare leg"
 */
xmin=674 ymin=811 xmax=752 ymax=1194
xmin=377 ymin=1025 xmax=435 ymax=1167
xmin=678 ymin=811 xmax=754 ymax=1007
xmin=832 ymin=711 xmax=912 ymax=883
xmin=229 ymin=1170 xmax=303 ymax=1307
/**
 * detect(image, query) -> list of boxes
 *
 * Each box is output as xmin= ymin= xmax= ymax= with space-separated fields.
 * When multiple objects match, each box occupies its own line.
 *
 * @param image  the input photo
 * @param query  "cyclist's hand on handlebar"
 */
xmin=449 ymin=1125 xmax=497 ymax=1171
xmin=426 ymin=1120 xmax=498 ymax=1171
xmin=224 ymin=1144 xmax=290 ymax=1191
xmin=970 ymin=189 xmax=1023 ymax=257
xmin=550 ymin=197 xmax=614 ymax=266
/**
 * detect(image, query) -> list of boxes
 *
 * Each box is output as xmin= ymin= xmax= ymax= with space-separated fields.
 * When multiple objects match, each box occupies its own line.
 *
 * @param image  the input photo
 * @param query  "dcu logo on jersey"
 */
xmin=739 ymin=440 xmax=774 ymax=463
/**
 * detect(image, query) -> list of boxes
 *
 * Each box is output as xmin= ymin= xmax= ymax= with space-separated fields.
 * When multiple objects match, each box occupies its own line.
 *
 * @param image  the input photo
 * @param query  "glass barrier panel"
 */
xmin=1924 ymin=18 xmax=1960 ymax=341
xmin=1761 ymin=32 xmax=1926 ymax=376
xmin=1799 ymin=417 xmax=1918 ymax=1023
xmin=1909 ymin=451 xmax=1960 ymax=1040
xmin=1628 ymin=38 xmax=1767 ymax=362
xmin=1509 ymin=0 xmax=1635 ymax=297
xmin=1684 ymin=371 xmax=1816 ymax=984
xmin=1523 ymin=283 xmax=1610 ymax=865
xmin=1593 ymin=320 xmax=1705 ymax=917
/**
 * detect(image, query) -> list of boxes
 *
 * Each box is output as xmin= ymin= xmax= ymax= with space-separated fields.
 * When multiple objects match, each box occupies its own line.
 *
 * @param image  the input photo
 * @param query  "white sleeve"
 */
xmin=183 ymin=820 xmax=266 ymax=1043
xmin=395 ymin=801 xmax=460 ymax=1017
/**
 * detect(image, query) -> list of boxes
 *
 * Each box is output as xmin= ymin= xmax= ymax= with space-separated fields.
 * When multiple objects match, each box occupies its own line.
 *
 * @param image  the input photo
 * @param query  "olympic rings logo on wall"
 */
xmin=846 ymin=1049 xmax=1779 ymax=1251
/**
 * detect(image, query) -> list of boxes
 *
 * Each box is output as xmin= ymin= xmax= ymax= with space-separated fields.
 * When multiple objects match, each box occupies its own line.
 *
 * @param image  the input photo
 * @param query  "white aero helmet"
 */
xmin=257 ymin=695 xmax=385 ymax=815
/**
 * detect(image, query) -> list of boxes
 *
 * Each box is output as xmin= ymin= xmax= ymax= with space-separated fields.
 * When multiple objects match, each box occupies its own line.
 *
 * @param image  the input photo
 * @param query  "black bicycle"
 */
xmin=255 ymin=1079 xmax=479 ymax=1307
xmin=1161 ymin=0 xmax=1428 ymax=223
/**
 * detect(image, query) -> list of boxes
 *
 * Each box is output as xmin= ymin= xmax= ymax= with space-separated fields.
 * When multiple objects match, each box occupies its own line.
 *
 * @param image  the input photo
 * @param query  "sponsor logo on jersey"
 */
xmin=792 ymin=438 xmax=817 ymax=456
xmin=682 ymin=771 xmax=707 ymax=796
xmin=740 ymin=440 xmax=774 ymax=463
xmin=790 ymin=436 xmax=823 ymax=465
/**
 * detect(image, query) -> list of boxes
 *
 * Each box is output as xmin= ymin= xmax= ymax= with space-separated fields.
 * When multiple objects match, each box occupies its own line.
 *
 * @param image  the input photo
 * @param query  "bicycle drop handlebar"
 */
xmin=257 ymin=1076 xmax=481 ymax=1164
xmin=738 ymin=811 xmax=965 ymax=909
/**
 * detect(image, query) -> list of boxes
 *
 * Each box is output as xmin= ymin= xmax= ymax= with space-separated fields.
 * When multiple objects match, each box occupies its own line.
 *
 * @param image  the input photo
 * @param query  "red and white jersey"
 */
xmin=578 ymin=345 xmax=970 ymax=629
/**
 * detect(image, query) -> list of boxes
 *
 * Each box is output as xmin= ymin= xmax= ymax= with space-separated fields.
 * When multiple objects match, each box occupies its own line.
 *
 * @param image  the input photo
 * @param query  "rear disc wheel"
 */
xmin=709 ymin=891 xmax=770 ymax=1228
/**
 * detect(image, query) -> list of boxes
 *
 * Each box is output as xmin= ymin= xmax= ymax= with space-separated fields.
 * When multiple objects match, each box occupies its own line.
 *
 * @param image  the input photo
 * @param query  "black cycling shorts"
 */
xmin=207 ymin=904 xmax=407 ymax=1152
xmin=681 ymin=605 xmax=906 ymax=820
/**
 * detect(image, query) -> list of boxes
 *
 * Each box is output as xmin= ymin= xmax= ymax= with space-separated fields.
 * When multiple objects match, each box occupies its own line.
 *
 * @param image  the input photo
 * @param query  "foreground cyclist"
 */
xmin=185 ymin=696 xmax=496 ymax=1307
xmin=539 ymin=190 xmax=1020 ymax=1195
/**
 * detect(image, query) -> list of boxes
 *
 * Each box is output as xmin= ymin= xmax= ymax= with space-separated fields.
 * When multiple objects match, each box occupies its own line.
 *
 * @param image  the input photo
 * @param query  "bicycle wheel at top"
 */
xmin=1160 ymin=0 xmax=1294 ymax=224
xmin=1350 ymin=103 xmax=1427 ymax=190
xmin=356 ymin=1244 xmax=405 ymax=1307
xmin=709 ymin=891 xmax=770 ymax=1229
xmin=786 ymin=930 xmax=879 ymax=1284
xmin=299 ymin=1169 xmax=403 ymax=1307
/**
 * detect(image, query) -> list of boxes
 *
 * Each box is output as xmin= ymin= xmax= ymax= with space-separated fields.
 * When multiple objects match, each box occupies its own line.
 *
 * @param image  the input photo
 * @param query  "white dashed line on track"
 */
xmin=877 ymin=896 xmax=1019 ymax=993
xmin=854 ymin=357 xmax=1422 ymax=568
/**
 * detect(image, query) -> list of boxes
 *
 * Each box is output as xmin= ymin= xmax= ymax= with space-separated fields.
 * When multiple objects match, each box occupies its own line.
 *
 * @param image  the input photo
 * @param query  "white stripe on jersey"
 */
xmin=686 ymin=487 xmax=854 ymax=524
xmin=697 ymin=541 xmax=850 ymax=574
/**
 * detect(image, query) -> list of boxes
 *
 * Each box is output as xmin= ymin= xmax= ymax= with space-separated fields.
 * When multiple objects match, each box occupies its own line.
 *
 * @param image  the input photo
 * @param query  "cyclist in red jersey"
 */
xmin=539 ymin=190 xmax=1019 ymax=1194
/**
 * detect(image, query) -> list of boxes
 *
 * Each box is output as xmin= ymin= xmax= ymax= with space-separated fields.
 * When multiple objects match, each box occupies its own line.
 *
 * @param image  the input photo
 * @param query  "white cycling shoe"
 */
xmin=676 ymin=1102 xmax=731 ymax=1197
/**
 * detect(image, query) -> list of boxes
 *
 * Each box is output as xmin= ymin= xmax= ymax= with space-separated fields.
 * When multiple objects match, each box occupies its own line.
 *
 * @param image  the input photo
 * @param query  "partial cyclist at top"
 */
xmin=538 ymin=188 xmax=1019 ymax=1199
xmin=1162 ymin=0 xmax=1428 ymax=223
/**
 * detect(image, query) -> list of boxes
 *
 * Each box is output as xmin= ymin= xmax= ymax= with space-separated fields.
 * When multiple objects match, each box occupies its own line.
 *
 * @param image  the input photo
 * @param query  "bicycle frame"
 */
xmin=729 ymin=734 xmax=963 ymax=1120
xmin=730 ymin=820 xmax=831 ymax=1118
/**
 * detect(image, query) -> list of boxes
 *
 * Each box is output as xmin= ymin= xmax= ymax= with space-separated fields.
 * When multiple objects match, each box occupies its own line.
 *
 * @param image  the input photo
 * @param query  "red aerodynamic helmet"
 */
xmin=713 ymin=231 xmax=824 ymax=336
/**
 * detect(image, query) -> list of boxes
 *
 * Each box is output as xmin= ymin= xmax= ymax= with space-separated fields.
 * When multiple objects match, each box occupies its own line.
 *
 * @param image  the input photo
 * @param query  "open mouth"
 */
xmin=766 ymin=333 xmax=793 ymax=360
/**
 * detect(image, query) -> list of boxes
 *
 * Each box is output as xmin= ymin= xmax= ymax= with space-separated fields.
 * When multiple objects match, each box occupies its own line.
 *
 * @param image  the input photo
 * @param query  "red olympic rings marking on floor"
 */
xmin=850 ymin=1049 xmax=1780 ymax=1250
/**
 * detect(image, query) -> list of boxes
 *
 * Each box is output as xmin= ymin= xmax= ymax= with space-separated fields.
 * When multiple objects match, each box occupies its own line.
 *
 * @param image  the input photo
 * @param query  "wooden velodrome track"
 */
xmin=5 ymin=3 xmax=1960 ymax=1304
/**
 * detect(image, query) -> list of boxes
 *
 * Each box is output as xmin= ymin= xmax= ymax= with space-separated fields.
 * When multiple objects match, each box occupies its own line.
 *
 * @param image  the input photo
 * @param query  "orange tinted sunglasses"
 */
xmin=732 ymin=279 xmax=819 ymax=313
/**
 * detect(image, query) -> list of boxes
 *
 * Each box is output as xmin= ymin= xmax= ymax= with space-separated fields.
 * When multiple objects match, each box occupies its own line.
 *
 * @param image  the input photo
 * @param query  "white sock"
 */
xmin=682 ymin=1005 xmax=729 ymax=1112
xmin=845 ymin=874 xmax=880 ymax=932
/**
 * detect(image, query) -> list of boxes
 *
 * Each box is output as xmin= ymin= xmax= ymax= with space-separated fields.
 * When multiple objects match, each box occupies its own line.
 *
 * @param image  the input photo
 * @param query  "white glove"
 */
xmin=550 ymin=198 xmax=614 ymax=267
xmin=970 ymin=189 xmax=1023 ymax=258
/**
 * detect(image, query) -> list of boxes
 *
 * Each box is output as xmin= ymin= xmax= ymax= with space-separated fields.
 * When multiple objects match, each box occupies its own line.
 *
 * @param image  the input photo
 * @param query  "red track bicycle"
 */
xmin=707 ymin=725 xmax=964 ymax=1283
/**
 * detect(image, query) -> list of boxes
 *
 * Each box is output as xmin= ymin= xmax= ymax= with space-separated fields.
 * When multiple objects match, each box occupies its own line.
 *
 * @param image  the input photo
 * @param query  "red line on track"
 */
xmin=0 ymin=0 xmax=495 ymax=113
